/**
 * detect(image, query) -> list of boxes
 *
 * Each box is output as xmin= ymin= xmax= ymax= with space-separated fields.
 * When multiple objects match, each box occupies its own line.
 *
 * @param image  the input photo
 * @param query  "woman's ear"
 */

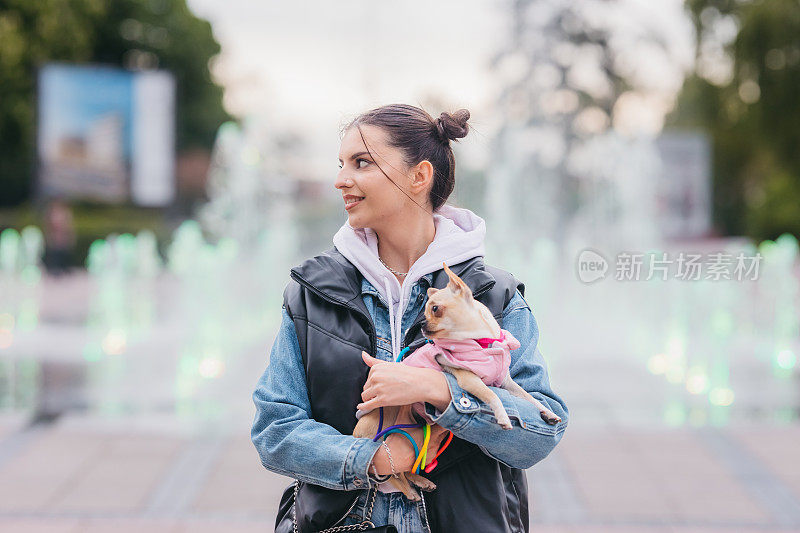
xmin=409 ymin=160 xmax=434 ymax=194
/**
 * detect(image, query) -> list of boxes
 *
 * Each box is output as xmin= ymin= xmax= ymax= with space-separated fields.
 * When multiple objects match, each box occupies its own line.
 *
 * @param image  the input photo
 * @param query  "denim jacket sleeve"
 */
xmin=423 ymin=289 xmax=569 ymax=469
xmin=251 ymin=306 xmax=383 ymax=491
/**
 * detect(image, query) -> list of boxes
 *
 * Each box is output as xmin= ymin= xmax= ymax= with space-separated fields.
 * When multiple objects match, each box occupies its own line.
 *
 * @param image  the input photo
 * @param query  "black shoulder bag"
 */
xmin=289 ymin=480 xmax=398 ymax=533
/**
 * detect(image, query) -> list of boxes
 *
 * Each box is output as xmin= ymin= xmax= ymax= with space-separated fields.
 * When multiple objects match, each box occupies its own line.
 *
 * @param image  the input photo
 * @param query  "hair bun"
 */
xmin=435 ymin=109 xmax=470 ymax=142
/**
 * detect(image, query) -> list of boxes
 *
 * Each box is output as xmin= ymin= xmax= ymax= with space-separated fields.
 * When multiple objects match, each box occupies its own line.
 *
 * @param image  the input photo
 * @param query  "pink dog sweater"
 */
xmin=403 ymin=328 xmax=521 ymax=386
xmin=403 ymin=328 xmax=521 ymax=422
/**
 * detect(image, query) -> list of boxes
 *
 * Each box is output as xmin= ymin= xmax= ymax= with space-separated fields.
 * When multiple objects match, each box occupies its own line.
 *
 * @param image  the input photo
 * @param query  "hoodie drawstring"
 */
xmin=382 ymin=276 xmax=401 ymax=360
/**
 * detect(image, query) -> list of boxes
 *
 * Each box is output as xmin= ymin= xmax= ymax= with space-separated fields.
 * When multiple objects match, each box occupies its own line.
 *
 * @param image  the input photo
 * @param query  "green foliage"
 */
xmin=0 ymin=0 xmax=232 ymax=206
xmin=668 ymin=0 xmax=800 ymax=242
xmin=0 ymin=201 xmax=171 ymax=267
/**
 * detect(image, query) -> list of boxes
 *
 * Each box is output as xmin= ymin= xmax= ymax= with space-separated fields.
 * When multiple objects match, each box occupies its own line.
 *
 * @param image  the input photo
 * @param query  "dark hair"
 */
xmin=342 ymin=104 xmax=470 ymax=212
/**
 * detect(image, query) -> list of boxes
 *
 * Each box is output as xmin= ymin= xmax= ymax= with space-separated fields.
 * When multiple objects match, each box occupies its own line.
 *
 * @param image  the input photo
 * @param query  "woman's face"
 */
xmin=335 ymin=124 xmax=429 ymax=230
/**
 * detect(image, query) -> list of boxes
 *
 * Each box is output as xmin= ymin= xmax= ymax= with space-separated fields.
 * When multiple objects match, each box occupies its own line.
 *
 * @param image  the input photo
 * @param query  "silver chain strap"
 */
xmin=418 ymin=491 xmax=432 ymax=533
xmin=292 ymin=480 xmax=378 ymax=533
xmin=382 ymin=440 xmax=398 ymax=478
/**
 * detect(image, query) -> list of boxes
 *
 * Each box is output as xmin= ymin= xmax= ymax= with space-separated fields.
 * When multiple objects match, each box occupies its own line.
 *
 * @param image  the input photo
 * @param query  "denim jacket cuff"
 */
xmin=343 ymin=436 xmax=384 ymax=490
xmin=423 ymin=371 xmax=480 ymax=430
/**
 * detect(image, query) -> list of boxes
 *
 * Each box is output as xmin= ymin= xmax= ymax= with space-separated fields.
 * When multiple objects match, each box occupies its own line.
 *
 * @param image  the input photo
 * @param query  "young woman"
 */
xmin=251 ymin=104 xmax=569 ymax=533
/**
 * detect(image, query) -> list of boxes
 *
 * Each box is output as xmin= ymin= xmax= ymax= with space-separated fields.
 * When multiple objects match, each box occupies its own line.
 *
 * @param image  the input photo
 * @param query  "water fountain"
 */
xmin=481 ymin=0 xmax=799 ymax=427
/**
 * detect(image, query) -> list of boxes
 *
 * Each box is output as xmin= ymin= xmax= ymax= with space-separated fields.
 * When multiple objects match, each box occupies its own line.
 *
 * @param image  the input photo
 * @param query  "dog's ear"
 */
xmin=427 ymin=287 xmax=438 ymax=297
xmin=442 ymin=262 xmax=472 ymax=299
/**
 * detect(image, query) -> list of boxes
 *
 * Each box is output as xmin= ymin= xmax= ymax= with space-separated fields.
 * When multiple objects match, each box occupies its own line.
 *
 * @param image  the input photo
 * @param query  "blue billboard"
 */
xmin=37 ymin=63 xmax=175 ymax=206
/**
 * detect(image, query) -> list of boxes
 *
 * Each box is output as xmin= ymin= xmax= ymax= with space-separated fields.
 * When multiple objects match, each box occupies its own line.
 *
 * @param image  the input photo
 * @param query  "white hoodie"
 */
xmin=332 ymin=204 xmax=486 ymax=361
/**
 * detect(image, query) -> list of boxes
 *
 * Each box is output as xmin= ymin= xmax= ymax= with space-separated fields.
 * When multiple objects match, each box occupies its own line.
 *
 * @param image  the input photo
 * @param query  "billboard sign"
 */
xmin=37 ymin=63 xmax=176 ymax=207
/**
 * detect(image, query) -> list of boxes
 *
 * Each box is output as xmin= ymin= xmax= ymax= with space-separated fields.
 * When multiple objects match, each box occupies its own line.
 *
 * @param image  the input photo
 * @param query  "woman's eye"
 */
xmin=337 ymin=159 xmax=370 ymax=169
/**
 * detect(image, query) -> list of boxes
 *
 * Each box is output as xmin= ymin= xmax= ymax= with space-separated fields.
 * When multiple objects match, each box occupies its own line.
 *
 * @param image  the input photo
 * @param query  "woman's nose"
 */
xmin=334 ymin=172 xmax=354 ymax=190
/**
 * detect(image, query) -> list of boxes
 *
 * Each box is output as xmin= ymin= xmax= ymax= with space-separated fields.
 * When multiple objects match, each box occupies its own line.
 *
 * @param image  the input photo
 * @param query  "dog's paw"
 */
xmin=541 ymin=410 xmax=562 ymax=425
xmin=497 ymin=415 xmax=512 ymax=430
xmin=405 ymin=489 xmax=422 ymax=502
xmin=407 ymin=474 xmax=437 ymax=492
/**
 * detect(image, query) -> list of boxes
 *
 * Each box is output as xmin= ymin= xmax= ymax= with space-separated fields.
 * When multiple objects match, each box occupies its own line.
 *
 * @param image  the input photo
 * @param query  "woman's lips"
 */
xmin=344 ymin=197 xmax=364 ymax=210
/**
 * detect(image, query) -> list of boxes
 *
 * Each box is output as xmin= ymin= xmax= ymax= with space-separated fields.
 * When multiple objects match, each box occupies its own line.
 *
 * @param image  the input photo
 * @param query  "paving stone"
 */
xmin=51 ymin=433 xmax=184 ymax=513
xmin=1 ymin=420 xmax=798 ymax=531
xmin=555 ymin=427 xmax=770 ymax=524
xmin=0 ymin=426 xmax=107 ymax=512
xmin=730 ymin=425 xmax=800 ymax=503
xmin=75 ymin=518 xmax=181 ymax=532
xmin=191 ymin=433 xmax=292 ymax=517
xmin=0 ymin=519 xmax=81 ymax=533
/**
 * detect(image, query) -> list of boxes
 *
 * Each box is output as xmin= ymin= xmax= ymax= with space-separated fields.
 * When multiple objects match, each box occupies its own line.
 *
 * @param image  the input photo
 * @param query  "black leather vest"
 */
xmin=274 ymin=246 xmax=530 ymax=533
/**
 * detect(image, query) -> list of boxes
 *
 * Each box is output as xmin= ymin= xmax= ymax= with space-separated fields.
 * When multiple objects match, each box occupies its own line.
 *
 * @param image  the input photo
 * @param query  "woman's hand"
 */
xmin=370 ymin=406 xmax=451 ymax=475
xmin=360 ymin=351 xmax=453 ymax=475
xmin=357 ymin=351 xmax=450 ymax=412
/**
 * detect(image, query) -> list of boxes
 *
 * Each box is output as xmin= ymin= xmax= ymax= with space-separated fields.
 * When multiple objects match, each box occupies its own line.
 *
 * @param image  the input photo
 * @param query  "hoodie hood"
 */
xmin=332 ymin=204 xmax=486 ymax=360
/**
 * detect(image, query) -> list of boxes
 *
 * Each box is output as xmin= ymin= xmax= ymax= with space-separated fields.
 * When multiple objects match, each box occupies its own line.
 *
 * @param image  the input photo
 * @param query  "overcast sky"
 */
xmin=186 ymin=0 xmax=693 ymax=179
xmin=188 ymin=0 xmax=508 ymax=150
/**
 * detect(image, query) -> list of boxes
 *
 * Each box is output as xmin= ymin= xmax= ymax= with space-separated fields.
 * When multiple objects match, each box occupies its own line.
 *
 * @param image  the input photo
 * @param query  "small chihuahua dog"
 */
xmin=353 ymin=262 xmax=561 ymax=500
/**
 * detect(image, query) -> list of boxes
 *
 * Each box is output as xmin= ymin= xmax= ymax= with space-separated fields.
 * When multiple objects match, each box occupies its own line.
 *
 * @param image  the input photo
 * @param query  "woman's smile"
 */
xmin=344 ymin=195 xmax=365 ymax=210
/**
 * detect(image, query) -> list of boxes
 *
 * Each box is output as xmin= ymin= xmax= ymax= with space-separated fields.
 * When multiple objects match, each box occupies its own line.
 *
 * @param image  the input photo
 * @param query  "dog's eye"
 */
xmin=431 ymin=305 xmax=438 ymax=313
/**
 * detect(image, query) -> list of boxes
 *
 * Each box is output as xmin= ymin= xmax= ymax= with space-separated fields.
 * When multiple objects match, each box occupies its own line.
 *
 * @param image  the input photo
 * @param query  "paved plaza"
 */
xmin=2 ymin=271 xmax=799 ymax=531
xmin=1 ymin=412 xmax=799 ymax=532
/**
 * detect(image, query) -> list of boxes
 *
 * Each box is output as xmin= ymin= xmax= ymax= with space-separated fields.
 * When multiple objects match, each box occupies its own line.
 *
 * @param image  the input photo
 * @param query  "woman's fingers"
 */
xmin=361 ymin=350 xmax=386 ymax=367
xmin=360 ymin=386 xmax=377 ymax=402
xmin=357 ymin=397 xmax=381 ymax=412
xmin=361 ymin=366 xmax=387 ymax=391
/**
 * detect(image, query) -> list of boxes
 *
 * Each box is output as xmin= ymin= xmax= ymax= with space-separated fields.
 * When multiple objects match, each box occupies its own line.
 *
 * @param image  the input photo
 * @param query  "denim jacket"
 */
xmin=251 ymin=272 xmax=569 ymax=493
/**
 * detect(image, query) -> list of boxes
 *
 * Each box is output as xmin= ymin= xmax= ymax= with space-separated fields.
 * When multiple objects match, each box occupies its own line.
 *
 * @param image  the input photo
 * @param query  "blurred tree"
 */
xmin=0 ymin=0 xmax=231 ymax=206
xmin=0 ymin=0 xmax=103 ymax=205
xmin=668 ymin=0 xmax=800 ymax=241
xmin=488 ymin=0 xmax=688 ymax=252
